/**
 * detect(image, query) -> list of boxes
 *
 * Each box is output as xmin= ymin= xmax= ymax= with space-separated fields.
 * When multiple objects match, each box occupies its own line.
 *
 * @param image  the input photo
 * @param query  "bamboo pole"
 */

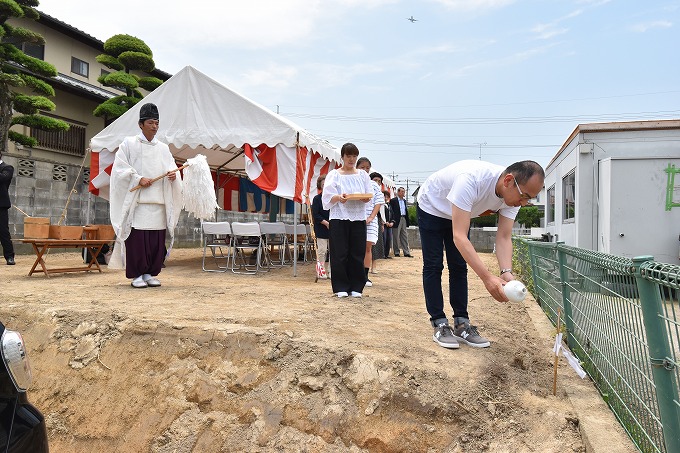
xmin=553 ymin=308 xmax=562 ymax=396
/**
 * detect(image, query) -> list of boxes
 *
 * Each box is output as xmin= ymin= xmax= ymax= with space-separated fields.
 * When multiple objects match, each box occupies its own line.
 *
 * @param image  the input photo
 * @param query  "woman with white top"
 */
xmin=356 ymin=158 xmax=383 ymax=287
xmin=322 ymin=143 xmax=372 ymax=298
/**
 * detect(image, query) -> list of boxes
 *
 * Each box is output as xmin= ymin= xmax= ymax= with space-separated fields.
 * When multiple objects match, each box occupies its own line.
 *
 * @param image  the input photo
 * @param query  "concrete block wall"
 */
xmin=406 ymin=227 xmax=496 ymax=253
xmin=6 ymin=156 xmax=497 ymax=255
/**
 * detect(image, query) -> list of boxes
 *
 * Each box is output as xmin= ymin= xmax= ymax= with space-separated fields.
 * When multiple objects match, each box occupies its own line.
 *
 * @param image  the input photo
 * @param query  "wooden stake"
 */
xmin=553 ymin=308 xmax=562 ymax=396
xmin=129 ymin=163 xmax=189 ymax=192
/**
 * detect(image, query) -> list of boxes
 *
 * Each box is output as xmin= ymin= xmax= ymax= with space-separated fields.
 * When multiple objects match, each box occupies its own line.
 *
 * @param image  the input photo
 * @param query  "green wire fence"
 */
xmin=513 ymin=238 xmax=680 ymax=453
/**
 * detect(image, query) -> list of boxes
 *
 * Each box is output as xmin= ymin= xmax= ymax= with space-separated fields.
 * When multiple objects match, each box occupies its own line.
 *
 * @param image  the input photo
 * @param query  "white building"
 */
xmin=544 ymin=120 xmax=680 ymax=264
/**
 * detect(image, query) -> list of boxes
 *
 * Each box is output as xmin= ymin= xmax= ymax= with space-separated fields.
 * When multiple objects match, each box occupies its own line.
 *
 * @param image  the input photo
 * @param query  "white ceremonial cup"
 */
xmin=504 ymin=280 xmax=527 ymax=302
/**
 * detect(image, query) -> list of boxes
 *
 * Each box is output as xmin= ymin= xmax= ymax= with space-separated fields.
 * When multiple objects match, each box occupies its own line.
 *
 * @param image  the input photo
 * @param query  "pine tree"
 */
xmin=0 ymin=0 xmax=69 ymax=154
xmin=94 ymin=34 xmax=163 ymax=123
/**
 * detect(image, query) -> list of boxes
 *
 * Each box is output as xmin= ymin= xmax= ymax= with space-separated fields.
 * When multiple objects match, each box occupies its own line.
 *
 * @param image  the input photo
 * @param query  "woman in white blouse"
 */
xmin=322 ymin=143 xmax=372 ymax=298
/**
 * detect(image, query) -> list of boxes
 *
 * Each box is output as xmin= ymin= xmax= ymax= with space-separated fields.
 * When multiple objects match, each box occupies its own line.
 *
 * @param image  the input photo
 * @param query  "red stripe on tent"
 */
xmin=294 ymin=146 xmax=309 ymax=203
xmin=248 ymin=144 xmax=279 ymax=193
xmin=216 ymin=173 xmax=241 ymax=211
xmin=319 ymin=159 xmax=331 ymax=177
xmin=89 ymin=151 xmax=101 ymax=196
xmin=304 ymin=151 xmax=322 ymax=202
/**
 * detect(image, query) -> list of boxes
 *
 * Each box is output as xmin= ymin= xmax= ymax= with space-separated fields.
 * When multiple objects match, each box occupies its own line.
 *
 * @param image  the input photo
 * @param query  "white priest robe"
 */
xmin=108 ymin=133 xmax=183 ymax=269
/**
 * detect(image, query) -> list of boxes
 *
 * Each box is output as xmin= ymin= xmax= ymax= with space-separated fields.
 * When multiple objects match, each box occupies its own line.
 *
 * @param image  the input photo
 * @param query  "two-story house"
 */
xmin=4 ymin=12 xmax=170 ymax=235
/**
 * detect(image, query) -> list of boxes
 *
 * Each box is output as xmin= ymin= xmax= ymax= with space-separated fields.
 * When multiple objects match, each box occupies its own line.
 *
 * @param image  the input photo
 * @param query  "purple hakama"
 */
xmin=125 ymin=228 xmax=167 ymax=278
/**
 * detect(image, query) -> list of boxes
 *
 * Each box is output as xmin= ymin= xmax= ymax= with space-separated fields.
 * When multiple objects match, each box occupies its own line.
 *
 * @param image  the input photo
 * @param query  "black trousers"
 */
xmin=0 ymin=208 xmax=13 ymax=260
xmin=329 ymin=219 xmax=366 ymax=294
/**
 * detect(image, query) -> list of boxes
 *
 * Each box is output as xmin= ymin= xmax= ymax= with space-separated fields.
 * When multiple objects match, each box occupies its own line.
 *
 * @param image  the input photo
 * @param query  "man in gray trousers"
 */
xmin=389 ymin=186 xmax=412 ymax=257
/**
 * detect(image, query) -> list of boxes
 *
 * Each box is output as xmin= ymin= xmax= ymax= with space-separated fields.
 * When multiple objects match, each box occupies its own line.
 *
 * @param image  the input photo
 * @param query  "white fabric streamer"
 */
xmin=562 ymin=347 xmax=587 ymax=379
xmin=553 ymin=332 xmax=563 ymax=355
xmin=182 ymin=154 xmax=219 ymax=220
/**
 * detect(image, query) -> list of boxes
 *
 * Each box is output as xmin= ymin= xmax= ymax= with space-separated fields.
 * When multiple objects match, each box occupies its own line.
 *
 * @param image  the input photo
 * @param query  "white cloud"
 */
xmin=630 ymin=21 xmax=673 ymax=33
xmin=428 ymin=0 xmax=516 ymax=11
xmin=37 ymin=0 xmax=378 ymax=50
xmin=531 ymin=25 xmax=569 ymax=40
xmin=446 ymin=42 xmax=559 ymax=78
xmin=529 ymin=9 xmax=582 ymax=41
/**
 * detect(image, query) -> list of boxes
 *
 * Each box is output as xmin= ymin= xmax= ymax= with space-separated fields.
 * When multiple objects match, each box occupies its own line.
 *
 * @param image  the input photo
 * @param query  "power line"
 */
xmin=319 ymin=136 xmax=560 ymax=149
xmin=280 ymin=89 xmax=680 ymax=110
xmin=282 ymin=109 xmax=680 ymax=125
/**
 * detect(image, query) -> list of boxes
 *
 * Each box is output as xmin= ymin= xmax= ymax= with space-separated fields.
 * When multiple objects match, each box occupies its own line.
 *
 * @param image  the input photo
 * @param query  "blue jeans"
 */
xmin=417 ymin=206 xmax=469 ymax=326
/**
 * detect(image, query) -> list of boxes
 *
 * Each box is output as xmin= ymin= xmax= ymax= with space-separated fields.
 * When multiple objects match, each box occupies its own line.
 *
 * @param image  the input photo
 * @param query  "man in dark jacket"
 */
xmin=382 ymin=191 xmax=394 ymax=258
xmin=0 ymin=152 xmax=15 ymax=265
xmin=311 ymin=174 xmax=331 ymax=278
xmin=389 ymin=186 xmax=412 ymax=257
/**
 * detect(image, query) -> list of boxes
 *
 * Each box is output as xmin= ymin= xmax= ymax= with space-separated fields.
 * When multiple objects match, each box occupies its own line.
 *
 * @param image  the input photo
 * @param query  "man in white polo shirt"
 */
xmin=417 ymin=160 xmax=544 ymax=349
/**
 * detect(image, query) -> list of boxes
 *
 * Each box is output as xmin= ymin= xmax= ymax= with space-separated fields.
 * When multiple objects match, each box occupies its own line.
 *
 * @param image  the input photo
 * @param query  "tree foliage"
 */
xmin=470 ymin=214 xmax=498 ymax=228
xmin=515 ymin=205 xmax=542 ymax=228
xmin=95 ymin=34 xmax=163 ymax=122
xmin=0 ymin=1 xmax=69 ymax=153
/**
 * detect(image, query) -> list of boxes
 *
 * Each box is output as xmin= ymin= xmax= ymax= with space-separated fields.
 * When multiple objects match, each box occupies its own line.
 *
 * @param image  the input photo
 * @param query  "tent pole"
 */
xmin=269 ymin=194 xmax=279 ymax=222
xmin=292 ymin=132 xmax=301 ymax=277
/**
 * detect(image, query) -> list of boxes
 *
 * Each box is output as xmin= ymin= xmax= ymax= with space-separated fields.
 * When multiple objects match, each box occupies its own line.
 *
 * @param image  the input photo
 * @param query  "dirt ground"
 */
xmin=0 ymin=246 xmax=631 ymax=452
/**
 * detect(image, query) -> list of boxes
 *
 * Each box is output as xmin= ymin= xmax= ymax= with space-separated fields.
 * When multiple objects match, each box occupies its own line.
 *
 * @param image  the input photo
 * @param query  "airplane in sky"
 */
xmin=407 ymin=16 xmax=417 ymax=23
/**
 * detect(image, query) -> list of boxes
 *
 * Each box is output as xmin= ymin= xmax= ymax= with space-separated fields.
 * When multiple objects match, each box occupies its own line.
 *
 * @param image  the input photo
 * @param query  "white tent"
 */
xmin=89 ymin=65 xmax=341 ymax=203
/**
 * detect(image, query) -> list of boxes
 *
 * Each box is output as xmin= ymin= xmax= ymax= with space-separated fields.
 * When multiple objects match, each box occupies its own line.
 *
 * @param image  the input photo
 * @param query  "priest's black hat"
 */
xmin=139 ymin=103 xmax=159 ymax=122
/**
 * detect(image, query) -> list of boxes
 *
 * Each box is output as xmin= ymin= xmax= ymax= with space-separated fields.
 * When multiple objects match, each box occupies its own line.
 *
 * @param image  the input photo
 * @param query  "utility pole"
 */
xmin=477 ymin=142 xmax=487 ymax=160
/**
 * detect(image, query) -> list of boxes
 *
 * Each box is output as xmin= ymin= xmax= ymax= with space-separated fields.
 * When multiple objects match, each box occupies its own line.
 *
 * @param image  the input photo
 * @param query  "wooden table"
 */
xmin=21 ymin=239 xmax=112 ymax=277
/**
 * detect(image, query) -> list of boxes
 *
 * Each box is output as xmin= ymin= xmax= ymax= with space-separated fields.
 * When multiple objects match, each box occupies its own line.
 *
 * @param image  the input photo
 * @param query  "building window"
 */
xmin=71 ymin=57 xmax=89 ymax=77
xmin=562 ymin=171 xmax=575 ymax=222
xmin=3 ymin=38 xmax=45 ymax=60
xmin=31 ymin=114 xmax=87 ymax=157
xmin=547 ymin=185 xmax=555 ymax=224
xmin=24 ymin=42 xmax=45 ymax=60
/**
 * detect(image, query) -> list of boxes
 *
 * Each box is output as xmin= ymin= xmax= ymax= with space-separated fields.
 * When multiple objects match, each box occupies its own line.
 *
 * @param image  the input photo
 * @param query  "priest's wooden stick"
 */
xmin=130 ymin=163 xmax=189 ymax=192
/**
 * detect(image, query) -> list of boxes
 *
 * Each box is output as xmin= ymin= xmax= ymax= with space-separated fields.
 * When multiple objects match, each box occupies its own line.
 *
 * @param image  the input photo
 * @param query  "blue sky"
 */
xmin=38 ymin=0 xmax=680 ymax=196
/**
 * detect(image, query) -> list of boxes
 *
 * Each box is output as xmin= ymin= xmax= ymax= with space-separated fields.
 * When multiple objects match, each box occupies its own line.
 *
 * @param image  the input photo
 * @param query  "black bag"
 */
xmin=82 ymin=243 xmax=110 ymax=265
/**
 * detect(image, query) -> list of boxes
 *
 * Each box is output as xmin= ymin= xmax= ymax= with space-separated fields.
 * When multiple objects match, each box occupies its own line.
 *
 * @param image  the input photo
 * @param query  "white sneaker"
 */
xmin=336 ymin=292 xmax=349 ymax=298
xmin=365 ymin=280 xmax=373 ymax=287
xmin=131 ymin=276 xmax=147 ymax=288
xmin=350 ymin=291 xmax=362 ymax=298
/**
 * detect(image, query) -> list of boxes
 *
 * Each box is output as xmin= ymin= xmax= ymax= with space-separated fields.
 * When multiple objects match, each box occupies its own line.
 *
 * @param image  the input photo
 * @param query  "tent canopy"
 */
xmin=89 ymin=65 xmax=341 ymax=201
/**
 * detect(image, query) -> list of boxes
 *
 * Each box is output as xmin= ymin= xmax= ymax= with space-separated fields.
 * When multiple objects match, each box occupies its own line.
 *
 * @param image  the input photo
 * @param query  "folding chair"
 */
xmin=230 ymin=222 xmax=270 ymax=274
xmin=259 ymin=221 xmax=289 ymax=267
xmin=201 ymin=221 xmax=232 ymax=272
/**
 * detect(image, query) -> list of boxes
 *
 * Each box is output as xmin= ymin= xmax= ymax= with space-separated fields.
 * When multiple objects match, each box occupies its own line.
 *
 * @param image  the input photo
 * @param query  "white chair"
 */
xmin=201 ymin=221 xmax=232 ymax=272
xmin=230 ymin=222 xmax=270 ymax=274
xmin=259 ymin=221 xmax=288 ymax=267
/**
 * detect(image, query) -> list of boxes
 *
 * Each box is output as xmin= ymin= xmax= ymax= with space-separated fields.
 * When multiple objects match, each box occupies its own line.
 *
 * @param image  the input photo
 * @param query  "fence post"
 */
xmin=632 ymin=255 xmax=680 ymax=453
xmin=556 ymin=243 xmax=575 ymax=349
xmin=527 ymin=241 xmax=541 ymax=306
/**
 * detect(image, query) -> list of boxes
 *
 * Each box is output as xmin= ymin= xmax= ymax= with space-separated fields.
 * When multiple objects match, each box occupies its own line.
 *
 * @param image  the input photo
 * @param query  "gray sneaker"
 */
xmin=432 ymin=324 xmax=460 ymax=349
xmin=453 ymin=322 xmax=490 ymax=348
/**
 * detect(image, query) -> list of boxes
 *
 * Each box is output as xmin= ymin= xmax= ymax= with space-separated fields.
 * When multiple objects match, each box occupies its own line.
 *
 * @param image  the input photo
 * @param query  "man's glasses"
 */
xmin=513 ymin=176 xmax=533 ymax=200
